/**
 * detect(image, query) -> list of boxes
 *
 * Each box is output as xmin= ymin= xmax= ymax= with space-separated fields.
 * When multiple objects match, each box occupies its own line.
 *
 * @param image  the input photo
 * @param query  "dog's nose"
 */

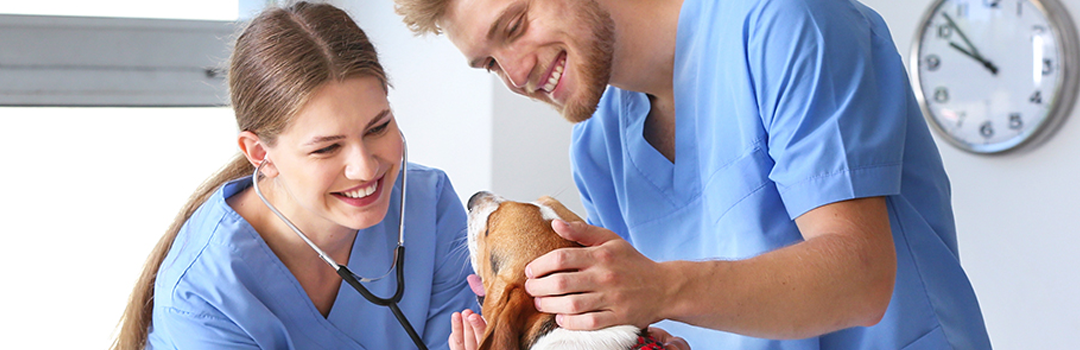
xmin=468 ymin=191 xmax=493 ymax=211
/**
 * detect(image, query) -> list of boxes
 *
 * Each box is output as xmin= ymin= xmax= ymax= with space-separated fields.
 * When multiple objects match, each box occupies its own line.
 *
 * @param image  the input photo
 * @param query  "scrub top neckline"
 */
xmin=220 ymin=176 xmax=399 ymax=349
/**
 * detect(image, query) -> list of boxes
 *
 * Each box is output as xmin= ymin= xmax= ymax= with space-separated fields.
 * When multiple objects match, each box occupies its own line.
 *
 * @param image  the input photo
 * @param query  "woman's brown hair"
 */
xmin=110 ymin=2 xmax=387 ymax=349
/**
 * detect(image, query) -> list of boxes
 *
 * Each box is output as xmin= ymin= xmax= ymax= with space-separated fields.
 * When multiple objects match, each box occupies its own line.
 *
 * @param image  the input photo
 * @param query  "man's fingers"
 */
xmin=551 ymin=219 xmax=621 ymax=247
xmin=647 ymin=327 xmax=691 ymax=350
xmin=524 ymin=269 xmax=592 ymax=297
xmin=525 ymin=247 xmax=592 ymax=279
xmin=532 ymin=290 xmax=603 ymax=314
xmin=553 ymin=309 xmax=618 ymax=331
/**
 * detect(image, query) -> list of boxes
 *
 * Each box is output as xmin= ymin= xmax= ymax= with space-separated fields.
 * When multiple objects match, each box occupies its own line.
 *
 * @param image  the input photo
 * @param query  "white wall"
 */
xmin=492 ymin=83 xmax=584 ymax=214
xmin=862 ymin=1 xmax=1080 ymax=347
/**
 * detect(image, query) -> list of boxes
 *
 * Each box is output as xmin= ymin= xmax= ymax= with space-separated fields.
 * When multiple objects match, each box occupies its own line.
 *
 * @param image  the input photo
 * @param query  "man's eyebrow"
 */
xmin=468 ymin=2 xmax=527 ymax=69
xmin=486 ymin=3 xmax=525 ymax=41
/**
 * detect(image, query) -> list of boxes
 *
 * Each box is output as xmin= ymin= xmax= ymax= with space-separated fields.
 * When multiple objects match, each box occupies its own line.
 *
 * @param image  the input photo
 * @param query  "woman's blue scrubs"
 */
xmin=147 ymin=164 xmax=477 ymax=349
xmin=569 ymin=0 xmax=991 ymax=348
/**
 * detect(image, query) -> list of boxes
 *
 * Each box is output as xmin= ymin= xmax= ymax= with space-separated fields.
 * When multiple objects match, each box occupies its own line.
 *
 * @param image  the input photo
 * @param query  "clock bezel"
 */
xmin=910 ymin=0 xmax=1080 ymax=154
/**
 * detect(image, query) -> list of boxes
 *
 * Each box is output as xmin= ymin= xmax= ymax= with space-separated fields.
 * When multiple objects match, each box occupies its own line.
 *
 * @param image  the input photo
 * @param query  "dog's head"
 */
xmin=465 ymin=191 xmax=583 ymax=350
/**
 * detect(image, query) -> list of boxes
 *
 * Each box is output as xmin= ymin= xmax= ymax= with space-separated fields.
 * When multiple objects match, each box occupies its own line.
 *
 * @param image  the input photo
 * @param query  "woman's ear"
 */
xmin=238 ymin=131 xmax=278 ymax=178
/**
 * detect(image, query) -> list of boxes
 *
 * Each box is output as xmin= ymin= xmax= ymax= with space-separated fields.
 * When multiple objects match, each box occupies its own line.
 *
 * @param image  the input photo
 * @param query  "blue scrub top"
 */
xmin=570 ymin=0 xmax=991 ymax=348
xmin=147 ymin=164 xmax=477 ymax=349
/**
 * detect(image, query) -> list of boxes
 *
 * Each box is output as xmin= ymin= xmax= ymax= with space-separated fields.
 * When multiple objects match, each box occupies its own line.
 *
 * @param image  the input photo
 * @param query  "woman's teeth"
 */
xmin=340 ymin=183 xmax=378 ymax=199
xmin=542 ymin=56 xmax=566 ymax=93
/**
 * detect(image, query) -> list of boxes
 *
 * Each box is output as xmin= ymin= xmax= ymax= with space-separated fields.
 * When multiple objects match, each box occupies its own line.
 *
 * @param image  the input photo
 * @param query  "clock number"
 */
xmin=1009 ymin=113 xmax=1024 ymax=129
xmin=1017 ymin=0 xmax=1023 ymax=16
xmin=980 ymin=121 xmax=995 ymax=138
xmin=957 ymin=2 xmax=969 ymax=17
xmin=1043 ymin=59 xmax=1054 ymax=75
xmin=926 ymin=55 xmax=942 ymax=71
xmin=1030 ymin=90 xmax=1043 ymax=104
xmin=934 ymin=87 xmax=950 ymax=103
xmin=984 ymin=0 xmax=1001 ymax=8
xmin=937 ymin=24 xmax=953 ymax=39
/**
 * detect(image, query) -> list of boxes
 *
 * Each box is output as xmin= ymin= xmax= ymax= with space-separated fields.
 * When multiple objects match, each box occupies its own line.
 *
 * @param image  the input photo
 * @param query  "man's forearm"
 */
xmin=659 ymin=230 xmax=896 ymax=339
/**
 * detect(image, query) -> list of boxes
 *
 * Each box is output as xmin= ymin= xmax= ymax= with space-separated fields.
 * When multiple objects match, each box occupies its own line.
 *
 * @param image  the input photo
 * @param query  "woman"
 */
xmin=111 ymin=2 xmax=476 ymax=349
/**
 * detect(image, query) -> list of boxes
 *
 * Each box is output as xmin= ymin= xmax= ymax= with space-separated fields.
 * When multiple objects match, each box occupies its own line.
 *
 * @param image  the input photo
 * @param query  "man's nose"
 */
xmin=493 ymin=48 xmax=532 ymax=91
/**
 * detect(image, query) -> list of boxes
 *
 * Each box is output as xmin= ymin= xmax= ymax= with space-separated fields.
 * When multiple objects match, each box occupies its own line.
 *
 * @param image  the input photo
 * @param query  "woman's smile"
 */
xmin=332 ymin=175 xmax=386 ymax=207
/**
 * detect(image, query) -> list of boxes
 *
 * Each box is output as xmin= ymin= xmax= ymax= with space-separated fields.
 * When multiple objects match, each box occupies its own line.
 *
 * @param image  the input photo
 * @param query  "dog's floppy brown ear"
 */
xmin=478 ymin=284 xmax=540 ymax=350
xmin=537 ymin=196 xmax=584 ymax=223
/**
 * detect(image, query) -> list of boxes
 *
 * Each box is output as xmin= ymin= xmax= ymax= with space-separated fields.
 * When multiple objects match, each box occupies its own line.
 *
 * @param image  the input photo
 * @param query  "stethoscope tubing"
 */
xmin=251 ymin=132 xmax=427 ymax=350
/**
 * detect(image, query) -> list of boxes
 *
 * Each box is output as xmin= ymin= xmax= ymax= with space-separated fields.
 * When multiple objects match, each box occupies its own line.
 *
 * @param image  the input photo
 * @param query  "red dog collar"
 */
xmin=633 ymin=335 xmax=665 ymax=350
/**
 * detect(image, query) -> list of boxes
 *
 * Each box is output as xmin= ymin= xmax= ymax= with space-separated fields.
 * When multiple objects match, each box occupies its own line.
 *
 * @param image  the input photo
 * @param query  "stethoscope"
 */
xmin=251 ymin=132 xmax=428 ymax=350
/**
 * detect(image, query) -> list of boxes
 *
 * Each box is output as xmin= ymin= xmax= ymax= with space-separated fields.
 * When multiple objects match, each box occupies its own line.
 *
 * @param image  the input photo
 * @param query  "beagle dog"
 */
xmin=465 ymin=191 xmax=664 ymax=350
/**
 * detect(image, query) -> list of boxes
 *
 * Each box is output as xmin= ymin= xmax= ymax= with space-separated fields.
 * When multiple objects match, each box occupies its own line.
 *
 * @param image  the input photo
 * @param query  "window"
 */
xmin=0 ymin=2 xmax=264 ymax=347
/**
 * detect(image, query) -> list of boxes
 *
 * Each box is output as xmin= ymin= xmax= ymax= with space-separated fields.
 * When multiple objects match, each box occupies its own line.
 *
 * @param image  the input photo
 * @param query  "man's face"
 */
xmin=442 ymin=0 xmax=615 ymax=122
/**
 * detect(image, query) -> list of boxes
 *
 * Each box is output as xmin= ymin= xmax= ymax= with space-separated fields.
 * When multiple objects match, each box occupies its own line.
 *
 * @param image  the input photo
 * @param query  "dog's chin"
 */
xmin=530 ymin=325 xmax=641 ymax=350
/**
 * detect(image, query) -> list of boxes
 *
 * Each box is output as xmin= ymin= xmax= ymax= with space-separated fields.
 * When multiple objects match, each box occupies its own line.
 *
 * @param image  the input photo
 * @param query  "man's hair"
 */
xmin=394 ymin=0 xmax=453 ymax=35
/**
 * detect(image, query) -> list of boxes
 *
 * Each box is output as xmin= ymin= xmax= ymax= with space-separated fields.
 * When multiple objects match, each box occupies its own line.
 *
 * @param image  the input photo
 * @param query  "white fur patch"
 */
xmin=530 ymin=201 xmax=562 ymax=222
xmin=530 ymin=325 xmax=640 ymax=350
xmin=466 ymin=194 xmax=504 ymax=273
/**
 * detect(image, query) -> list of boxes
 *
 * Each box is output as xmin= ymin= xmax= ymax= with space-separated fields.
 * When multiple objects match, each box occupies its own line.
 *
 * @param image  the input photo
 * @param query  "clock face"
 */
xmin=913 ymin=0 xmax=1078 ymax=153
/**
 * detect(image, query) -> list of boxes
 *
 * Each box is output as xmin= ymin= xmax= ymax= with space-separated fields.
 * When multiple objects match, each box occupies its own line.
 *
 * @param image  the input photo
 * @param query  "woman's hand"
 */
xmin=449 ymin=309 xmax=486 ymax=350
xmin=524 ymin=219 xmax=672 ymax=330
xmin=648 ymin=327 xmax=691 ymax=350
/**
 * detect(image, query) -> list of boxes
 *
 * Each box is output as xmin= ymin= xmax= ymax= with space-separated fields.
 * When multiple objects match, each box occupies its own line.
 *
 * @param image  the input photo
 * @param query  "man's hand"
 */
xmin=648 ymin=327 xmax=691 ymax=350
xmin=524 ymin=219 xmax=672 ymax=330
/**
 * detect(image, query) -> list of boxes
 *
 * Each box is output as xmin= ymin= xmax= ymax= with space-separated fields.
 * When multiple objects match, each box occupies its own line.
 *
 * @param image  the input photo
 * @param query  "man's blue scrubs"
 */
xmin=569 ymin=0 xmax=991 ymax=348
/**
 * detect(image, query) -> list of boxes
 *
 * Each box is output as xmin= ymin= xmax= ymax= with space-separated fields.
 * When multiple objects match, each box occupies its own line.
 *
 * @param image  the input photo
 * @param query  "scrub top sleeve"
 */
xmin=151 ymin=306 xmax=262 ymax=349
xmin=570 ymin=122 xmax=611 ymax=230
xmin=422 ymin=173 xmax=479 ymax=349
xmin=748 ymin=0 xmax=905 ymax=219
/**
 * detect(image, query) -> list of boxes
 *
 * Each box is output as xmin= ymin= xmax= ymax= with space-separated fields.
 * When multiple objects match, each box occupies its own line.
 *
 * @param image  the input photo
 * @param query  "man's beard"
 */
xmin=553 ymin=0 xmax=615 ymax=123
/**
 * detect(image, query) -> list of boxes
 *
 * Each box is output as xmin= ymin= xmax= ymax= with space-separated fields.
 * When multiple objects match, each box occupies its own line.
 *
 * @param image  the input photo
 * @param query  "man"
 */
xmin=395 ymin=0 xmax=992 ymax=348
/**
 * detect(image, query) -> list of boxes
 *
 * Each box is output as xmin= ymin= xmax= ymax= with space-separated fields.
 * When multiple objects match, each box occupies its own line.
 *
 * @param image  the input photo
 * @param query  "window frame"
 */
xmin=0 ymin=13 xmax=236 ymax=107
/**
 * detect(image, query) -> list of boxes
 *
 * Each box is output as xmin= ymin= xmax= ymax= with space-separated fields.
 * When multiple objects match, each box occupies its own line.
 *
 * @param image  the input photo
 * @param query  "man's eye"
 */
xmin=313 ymin=144 xmax=340 ymax=154
xmin=508 ymin=18 xmax=522 ymax=36
xmin=485 ymin=59 xmax=497 ymax=73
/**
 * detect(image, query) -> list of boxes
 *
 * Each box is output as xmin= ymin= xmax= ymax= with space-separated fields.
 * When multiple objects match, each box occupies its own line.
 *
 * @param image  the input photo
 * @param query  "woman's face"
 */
xmin=265 ymin=76 xmax=402 ymax=231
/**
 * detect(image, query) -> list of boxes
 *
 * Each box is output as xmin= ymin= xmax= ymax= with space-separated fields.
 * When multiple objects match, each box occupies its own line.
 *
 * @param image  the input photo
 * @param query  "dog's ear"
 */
xmin=537 ymin=196 xmax=584 ymax=223
xmin=478 ymin=284 xmax=539 ymax=350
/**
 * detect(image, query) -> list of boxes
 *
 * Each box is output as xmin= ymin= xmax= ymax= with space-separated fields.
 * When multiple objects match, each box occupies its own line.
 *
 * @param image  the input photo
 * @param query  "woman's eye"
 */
xmin=367 ymin=120 xmax=391 ymax=136
xmin=485 ymin=59 xmax=497 ymax=73
xmin=312 ymin=144 xmax=340 ymax=154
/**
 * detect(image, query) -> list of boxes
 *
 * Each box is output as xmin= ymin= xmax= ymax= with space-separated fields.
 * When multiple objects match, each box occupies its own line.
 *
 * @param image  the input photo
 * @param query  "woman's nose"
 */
xmin=344 ymin=147 xmax=379 ymax=180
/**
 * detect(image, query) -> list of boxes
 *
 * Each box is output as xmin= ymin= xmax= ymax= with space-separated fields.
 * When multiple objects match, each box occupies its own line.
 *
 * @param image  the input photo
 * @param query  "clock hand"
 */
xmin=948 ymin=42 xmax=1000 ymax=74
xmin=941 ymin=12 xmax=999 ymax=75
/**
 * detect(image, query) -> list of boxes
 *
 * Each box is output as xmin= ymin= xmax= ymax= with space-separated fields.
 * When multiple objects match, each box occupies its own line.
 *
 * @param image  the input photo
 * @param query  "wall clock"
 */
xmin=911 ymin=0 xmax=1080 ymax=154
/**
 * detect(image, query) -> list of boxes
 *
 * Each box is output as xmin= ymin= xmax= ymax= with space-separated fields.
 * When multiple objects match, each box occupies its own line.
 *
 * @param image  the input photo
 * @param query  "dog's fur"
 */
xmin=466 ymin=191 xmax=643 ymax=350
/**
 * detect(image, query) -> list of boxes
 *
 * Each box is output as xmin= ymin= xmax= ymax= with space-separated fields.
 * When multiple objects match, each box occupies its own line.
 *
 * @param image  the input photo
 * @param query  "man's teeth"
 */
xmin=542 ymin=57 xmax=566 ymax=93
xmin=341 ymin=183 xmax=378 ymax=199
